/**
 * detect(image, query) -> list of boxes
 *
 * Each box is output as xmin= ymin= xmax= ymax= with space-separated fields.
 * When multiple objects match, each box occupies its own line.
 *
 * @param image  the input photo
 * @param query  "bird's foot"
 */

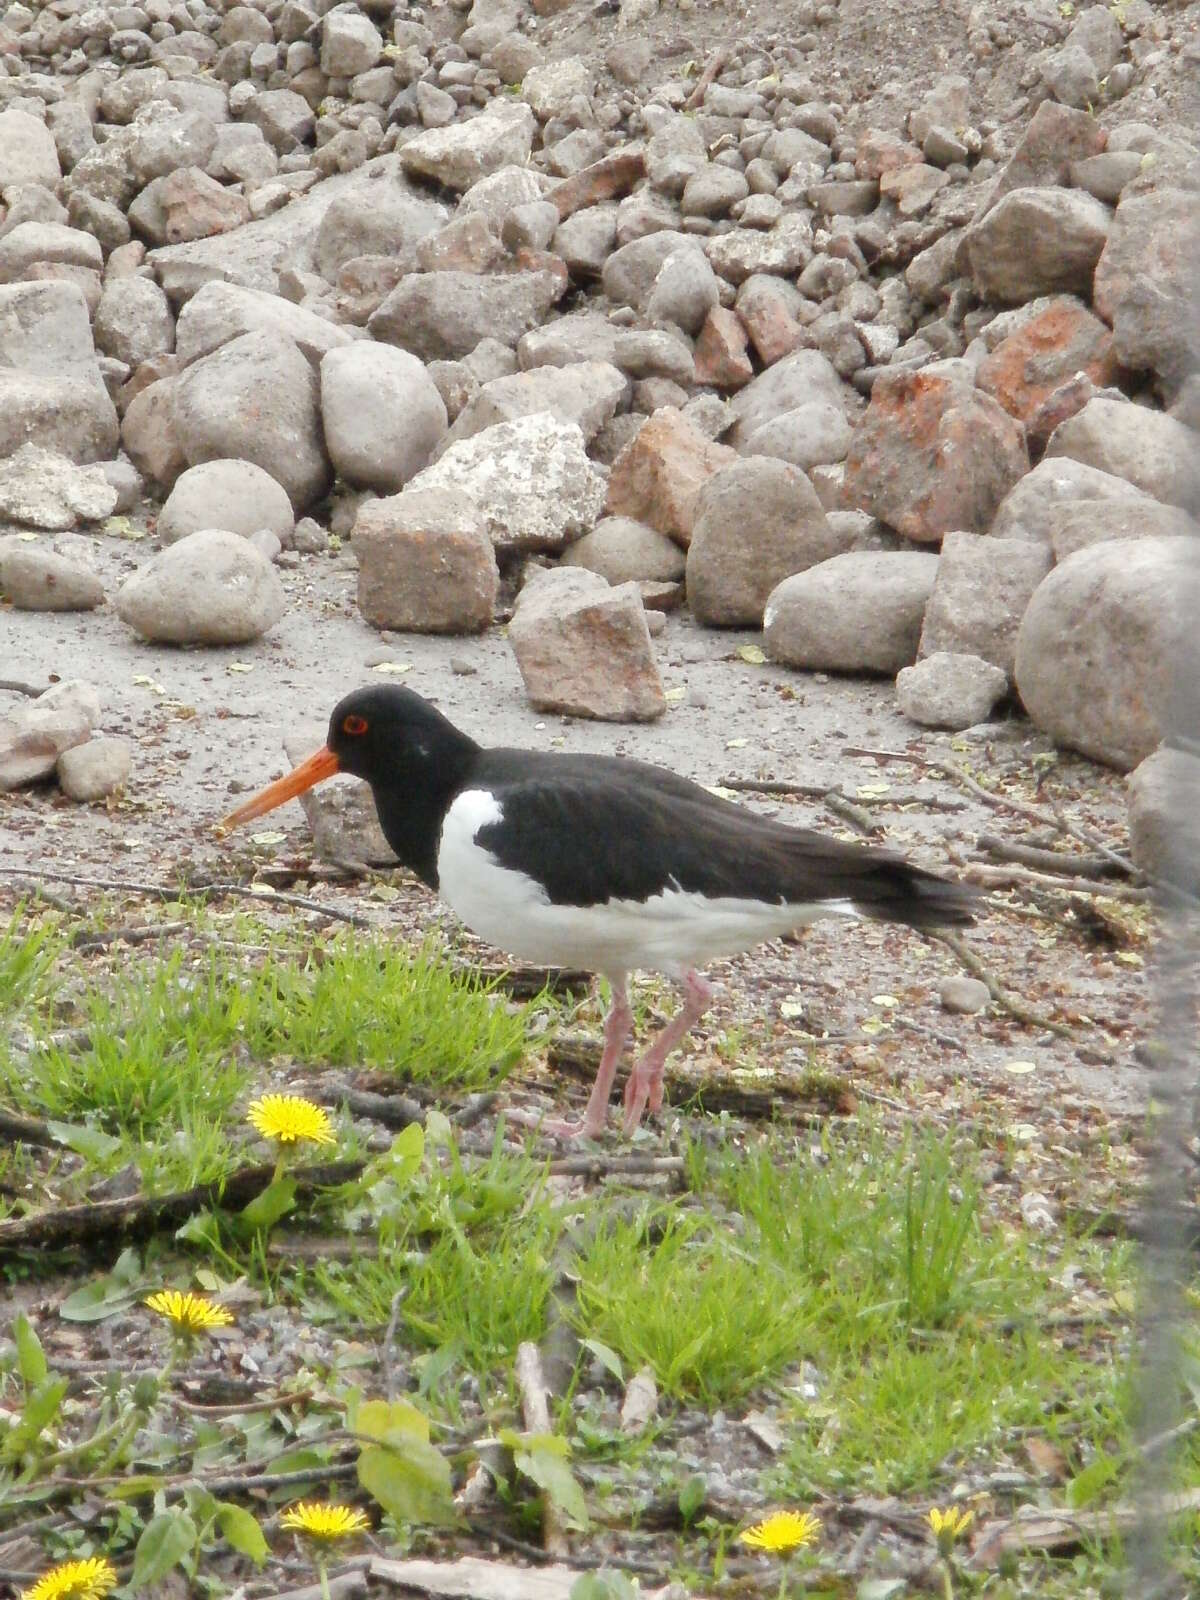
xmin=542 ymin=1113 xmax=607 ymax=1141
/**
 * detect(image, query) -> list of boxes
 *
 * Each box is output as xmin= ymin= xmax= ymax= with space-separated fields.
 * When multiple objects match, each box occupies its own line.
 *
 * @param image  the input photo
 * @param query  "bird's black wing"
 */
xmin=473 ymin=754 xmax=975 ymax=929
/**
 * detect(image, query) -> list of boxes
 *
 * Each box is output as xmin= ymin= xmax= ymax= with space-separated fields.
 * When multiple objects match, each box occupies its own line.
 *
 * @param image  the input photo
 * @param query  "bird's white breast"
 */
xmin=436 ymin=789 xmax=858 ymax=977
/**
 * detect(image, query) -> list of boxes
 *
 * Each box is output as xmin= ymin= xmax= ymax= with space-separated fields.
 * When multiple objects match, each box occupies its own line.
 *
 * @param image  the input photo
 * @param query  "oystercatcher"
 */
xmin=220 ymin=685 xmax=975 ymax=1138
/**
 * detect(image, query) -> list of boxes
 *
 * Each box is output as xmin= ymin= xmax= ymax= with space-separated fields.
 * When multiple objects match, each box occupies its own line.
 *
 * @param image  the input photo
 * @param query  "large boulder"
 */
xmin=1043 ymin=398 xmax=1200 ymax=515
xmin=764 ymin=551 xmax=940 ymax=673
xmin=844 ymin=369 xmax=1028 ymax=541
xmin=685 ymin=457 xmax=837 ymax=626
xmin=115 ymin=528 xmax=287 ymax=645
xmin=1014 ymin=537 xmax=1197 ymax=770
xmin=157 ymin=460 xmax=296 ymax=546
xmin=320 ymin=344 xmax=447 ymax=493
xmin=1126 ymin=746 xmax=1200 ymax=892
xmin=352 ymin=488 xmax=498 ymax=634
xmin=1093 ymin=187 xmax=1200 ymax=400
xmin=918 ymin=532 xmax=1053 ymax=679
xmin=964 ymin=187 xmax=1111 ymax=304
xmin=0 ymin=281 xmax=118 ymax=464
xmin=989 ymin=456 xmax=1155 ymax=543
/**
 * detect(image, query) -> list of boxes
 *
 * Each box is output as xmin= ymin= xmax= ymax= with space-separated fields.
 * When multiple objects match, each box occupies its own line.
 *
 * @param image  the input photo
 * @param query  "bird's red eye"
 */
xmin=342 ymin=714 xmax=369 ymax=736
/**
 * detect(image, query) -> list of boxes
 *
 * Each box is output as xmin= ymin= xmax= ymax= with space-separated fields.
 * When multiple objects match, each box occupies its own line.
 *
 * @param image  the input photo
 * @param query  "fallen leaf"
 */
xmin=726 ymin=737 xmax=748 ymax=749
xmin=857 ymin=783 xmax=891 ymax=799
xmin=250 ymin=831 xmax=287 ymax=846
xmin=1025 ymin=1436 xmax=1068 ymax=1481
xmin=1004 ymin=1060 xmax=1037 ymax=1075
xmin=737 ymin=644 xmax=767 ymax=665
xmin=870 ymin=994 xmax=899 ymax=1008
xmin=228 ymin=662 xmax=254 ymax=674
xmin=664 ymin=686 xmax=686 ymax=702
xmin=373 ymin=661 xmax=412 ymax=674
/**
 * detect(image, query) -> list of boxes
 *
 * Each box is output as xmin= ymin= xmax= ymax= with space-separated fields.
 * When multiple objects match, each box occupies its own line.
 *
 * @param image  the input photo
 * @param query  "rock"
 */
xmin=314 ymin=185 xmax=447 ymax=281
xmin=764 ymin=551 xmax=939 ymax=674
xmin=1045 ymin=499 xmax=1200 ymax=562
xmin=559 ymin=517 xmax=686 ymax=584
xmin=0 ymin=533 xmax=103 ymax=611
xmin=406 ymin=413 xmax=605 ymax=554
xmin=844 ymin=370 xmax=1028 ymax=542
xmin=0 ymin=109 xmax=62 ymax=190
xmin=0 ymin=444 xmax=118 ymax=531
xmin=175 ymin=280 xmax=355 ymax=368
xmin=1044 ymin=398 xmax=1200 ymax=515
xmin=93 ymin=277 xmax=175 ymax=370
xmin=173 ymin=330 xmax=331 ymax=512
xmin=0 ymin=221 xmax=103 ymax=283
xmin=368 ymin=268 xmax=567 ymax=360
xmin=522 ymin=57 xmax=594 ymax=120
xmin=692 ymin=307 xmax=755 ymax=389
xmin=321 ymin=8 xmax=382 ymax=76
xmin=896 ymin=651 xmax=1009 ymax=729
xmin=157 ymin=459 xmax=296 ymax=546
xmin=705 ymin=214 xmax=814 ymax=286
xmin=965 ymin=187 xmax=1111 ymax=305
xmin=130 ymin=168 xmax=251 ymax=248
xmin=243 ymin=89 xmax=315 ymax=154
xmin=443 ymin=362 xmax=626 ymax=449
xmin=1093 ymin=188 xmax=1200 ymax=400
xmin=990 ymin=456 xmax=1154 ymax=543
xmin=399 ymin=100 xmax=535 ymax=191
xmin=976 ymin=297 xmax=1118 ymax=425
xmin=604 ymin=408 xmax=738 ymax=548
xmin=282 ymin=726 xmax=399 ymax=868
xmin=0 ymin=680 xmax=102 ymax=793
xmin=321 ymin=344 xmax=447 ymax=492
xmin=121 ymin=377 xmax=187 ymax=488
xmin=686 ymin=458 xmax=836 ymax=627
xmin=646 ymin=116 xmax=708 ymax=197
xmin=509 ymin=567 xmax=666 ymax=722
xmin=681 ymin=164 xmax=750 ymax=219
xmin=1041 ymin=44 xmax=1101 ymax=111
xmin=1126 ymin=747 xmax=1200 ymax=893
xmin=645 ymin=247 xmax=721 ymax=336
xmin=353 ymin=487 xmax=498 ymax=634
xmin=56 ymin=738 xmax=132 ymax=801
xmin=728 ymin=348 xmax=849 ymax=447
xmin=978 ymin=100 xmax=1107 ymax=218
xmin=115 ymin=527 xmax=287 ymax=645
xmin=601 ymin=230 xmax=692 ymax=312
xmin=100 ymin=458 xmax=143 ymax=513
xmin=919 ymin=532 xmax=1053 ymax=679
xmin=1014 ymin=537 xmax=1196 ymax=770
xmin=0 ymin=281 xmax=120 ymax=465
xmin=742 ymin=402 xmax=854 ymax=472
xmin=939 ymin=974 xmax=991 ymax=1015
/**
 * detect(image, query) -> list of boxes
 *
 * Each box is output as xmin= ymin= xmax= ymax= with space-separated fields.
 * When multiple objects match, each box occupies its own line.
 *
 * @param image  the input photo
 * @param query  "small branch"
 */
xmin=0 ymin=1109 xmax=60 ymax=1149
xmin=514 ymin=1342 xmax=569 ymax=1557
xmin=720 ymin=776 xmax=966 ymax=812
xmin=976 ymin=833 xmax=1126 ymax=880
xmin=962 ymin=863 xmax=1150 ymax=901
xmin=380 ymin=1289 xmax=408 ymax=1403
xmin=683 ymin=44 xmax=731 ymax=110
xmin=0 ymin=680 xmax=47 ymax=697
xmin=71 ymin=921 xmax=188 ymax=953
xmin=0 ymin=867 xmax=371 ymax=928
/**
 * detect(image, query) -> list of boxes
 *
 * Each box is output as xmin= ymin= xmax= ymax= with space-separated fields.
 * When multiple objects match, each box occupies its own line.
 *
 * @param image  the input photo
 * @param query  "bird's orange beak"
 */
xmin=217 ymin=745 xmax=341 ymax=832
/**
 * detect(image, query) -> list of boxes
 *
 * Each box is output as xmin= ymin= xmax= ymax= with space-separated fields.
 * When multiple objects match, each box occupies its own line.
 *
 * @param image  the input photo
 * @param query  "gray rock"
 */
xmin=560 ymin=517 xmax=686 ymax=585
xmin=742 ymin=402 xmax=854 ymax=471
xmin=0 ymin=221 xmax=103 ymax=283
xmin=1046 ymin=499 xmax=1200 ymax=562
xmin=705 ymin=214 xmax=814 ymax=286
xmin=1044 ymin=398 xmax=1200 ymax=515
xmin=1126 ymin=746 xmax=1200 ymax=893
xmin=646 ymin=116 xmax=708 ymax=196
xmin=93 ymin=277 xmax=175 ymax=370
xmin=1068 ymin=151 xmax=1144 ymax=205
xmin=57 ymin=737 xmax=132 ymax=801
xmin=100 ymin=457 xmax=144 ymax=514
xmin=681 ymin=165 xmax=750 ymax=219
xmin=321 ymin=344 xmax=447 ymax=492
xmin=127 ymin=108 xmax=219 ymax=188
xmin=686 ymin=457 xmax=836 ymax=627
xmin=399 ymin=100 xmax=535 ymax=191
xmin=321 ymin=9 xmax=381 ymax=76
xmin=728 ymin=348 xmax=848 ymax=447
xmin=0 ymin=444 xmax=118 ymax=531
xmin=896 ymin=652 xmax=1008 ymax=730
xmin=158 ymin=459 xmax=295 ymax=546
xmin=243 ymin=89 xmax=315 ymax=154
xmin=645 ymin=247 xmax=720 ymax=336
xmin=601 ymin=230 xmax=692 ymax=312
xmin=1014 ymin=537 xmax=1197 ymax=770
xmin=989 ymin=456 xmax=1155 ymax=542
xmin=0 ymin=538 xmax=105 ymax=612
xmin=523 ymin=57 xmax=594 ymax=120
xmin=173 ymin=330 xmax=330 ymax=512
xmin=0 ymin=110 xmax=62 ymax=190
xmin=0 ymin=680 xmax=102 ymax=793
xmin=314 ymin=183 xmax=447 ymax=281
xmin=459 ymin=165 xmax=547 ymax=227
xmin=175 ymin=280 xmax=354 ymax=366
xmin=121 ymin=377 xmax=186 ymax=489
xmin=209 ymin=123 xmax=278 ymax=187
xmin=406 ymin=413 xmax=606 ymax=554
xmin=509 ymin=567 xmax=666 ymax=722
xmin=919 ymin=532 xmax=1053 ymax=679
xmin=116 ymin=527 xmax=287 ymax=645
xmin=612 ymin=329 xmax=694 ymax=386
xmin=368 ymin=268 xmax=567 ymax=360
xmin=1041 ymin=44 xmax=1101 ymax=111
xmin=442 ymin=362 xmax=626 ymax=450
xmin=353 ymin=486 xmax=498 ymax=634
xmin=502 ymin=200 xmax=560 ymax=254
xmin=939 ymin=975 xmax=990 ymax=1014
xmin=518 ymin=311 xmax=622 ymax=370
xmin=764 ymin=551 xmax=939 ymax=674
xmin=0 ymin=281 xmax=119 ymax=464
xmin=965 ymin=187 xmax=1112 ymax=305
xmin=1094 ymin=187 xmax=1200 ymax=400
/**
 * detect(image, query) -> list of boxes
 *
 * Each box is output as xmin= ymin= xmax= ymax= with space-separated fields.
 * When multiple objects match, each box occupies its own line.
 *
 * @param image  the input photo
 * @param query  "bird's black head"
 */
xmin=326 ymin=685 xmax=477 ymax=784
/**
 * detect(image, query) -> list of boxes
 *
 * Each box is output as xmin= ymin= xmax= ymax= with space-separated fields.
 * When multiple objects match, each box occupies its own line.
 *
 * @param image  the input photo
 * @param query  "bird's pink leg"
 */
xmin=544 ymin=975 xmax=633 ymax=1140
xmin=622 ymin=969 xmax=714 ymax=1136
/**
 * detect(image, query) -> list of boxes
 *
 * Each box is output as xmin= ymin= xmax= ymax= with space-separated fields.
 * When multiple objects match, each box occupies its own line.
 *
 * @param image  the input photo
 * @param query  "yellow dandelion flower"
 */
xmin=281 ymin=1502 xmax=369 ymax=1541
xmin=145 ymin=1289 xmax=235 ymax=1334
xmin=247 ymin=1094 xmax=336 ymax=1147
xmin=928 ymin=1505 xmax=974 ymax=1554
xmin=739 ymin=1508 xmax=822 ymax=1553
xmin=21 ymin=1556 xmax=118 ymax=1600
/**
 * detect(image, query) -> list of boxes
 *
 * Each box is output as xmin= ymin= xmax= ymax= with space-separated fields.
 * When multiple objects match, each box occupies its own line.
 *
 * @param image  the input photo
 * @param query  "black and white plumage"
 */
xmin=221 ymin=685 xmax=976 ymax=1138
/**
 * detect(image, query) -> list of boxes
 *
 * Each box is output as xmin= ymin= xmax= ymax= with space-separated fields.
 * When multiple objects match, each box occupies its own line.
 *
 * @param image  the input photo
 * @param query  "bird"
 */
xmin=219 ymin=684 xmax=976 ymax=1139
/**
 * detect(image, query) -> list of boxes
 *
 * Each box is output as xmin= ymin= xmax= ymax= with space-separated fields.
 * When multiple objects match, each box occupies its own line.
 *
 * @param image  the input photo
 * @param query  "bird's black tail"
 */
xmin=853 ymin=857 xmax=979 ymax=931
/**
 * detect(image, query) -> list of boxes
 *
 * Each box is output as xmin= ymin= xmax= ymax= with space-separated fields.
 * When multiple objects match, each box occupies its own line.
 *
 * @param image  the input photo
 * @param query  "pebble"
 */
xmin=938 ymin=976 xmax=991 ymax=1015
xmin=56 ymin=736 xmax=132 ymax=801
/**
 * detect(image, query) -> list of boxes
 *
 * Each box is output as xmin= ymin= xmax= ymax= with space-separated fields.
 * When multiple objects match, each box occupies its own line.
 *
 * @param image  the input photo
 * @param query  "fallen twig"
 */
xmin=514 ymin=1342 xmax=569 ymax=1558
xmin=963 ymin=862 xmax=1150 ymax=901
xmin=0 ymin=1158 xmax=366 ymax=1256
xmin=968 ymin=1487 xmax=1200 ymax=1567
xmin=0 ymin=1109 xmax=60 ymax=1149
xmin=0 ymin=680 xmax=47 ymax=698
xmin=0 ymin=866 xmax=372 ymax=928
xmin=71 ymin=920 xmax=189 ymax=952
xmin=976 ymin=832 xmax=1126 ymax=880
xmin=720 ymin=776 xmax=966 ymax=813
xmin=684 ymin=44 xmax=731 ymax=110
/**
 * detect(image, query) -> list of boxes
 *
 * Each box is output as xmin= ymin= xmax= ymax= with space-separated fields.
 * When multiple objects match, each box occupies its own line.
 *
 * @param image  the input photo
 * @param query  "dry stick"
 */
xmin=380 ymin=1288 xmax=408 ymax=1403
xmin=720 ymin=776 xmax=966 ymax=812
xmin=683 ymin=43 xmax=730 ymax=109
xmin=71 ymin=920 xmax=189 ymax=952
xmin=926 ymin=929 xmax=1074 ymax=1037
xmin=0 ymin=680 xmax=47 ymax=697
xmin=514 ymin=1342 xmax=569 ymax=1558
xmin=0 ymin=1109 xmax=60 ymax=1149
xmin=0 ymin=1158 xmax=366 ymax=1255
xmin=0 ymin=866 xmax=372 ymax=928
xmin=962 ymin=862 xmax=1149 ymax=901
xmin=976 ymin=832 xmax=1125 ymax=880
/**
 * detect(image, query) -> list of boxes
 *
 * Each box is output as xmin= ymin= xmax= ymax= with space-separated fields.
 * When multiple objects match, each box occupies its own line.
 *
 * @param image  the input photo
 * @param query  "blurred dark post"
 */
xmin=1127 ymin=333 xmax=1200 ymax=1596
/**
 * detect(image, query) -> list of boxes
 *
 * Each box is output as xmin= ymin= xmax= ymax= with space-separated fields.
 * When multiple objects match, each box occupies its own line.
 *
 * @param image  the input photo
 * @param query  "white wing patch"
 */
xmin=437 ymin=788 xmax=860 ymax=975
